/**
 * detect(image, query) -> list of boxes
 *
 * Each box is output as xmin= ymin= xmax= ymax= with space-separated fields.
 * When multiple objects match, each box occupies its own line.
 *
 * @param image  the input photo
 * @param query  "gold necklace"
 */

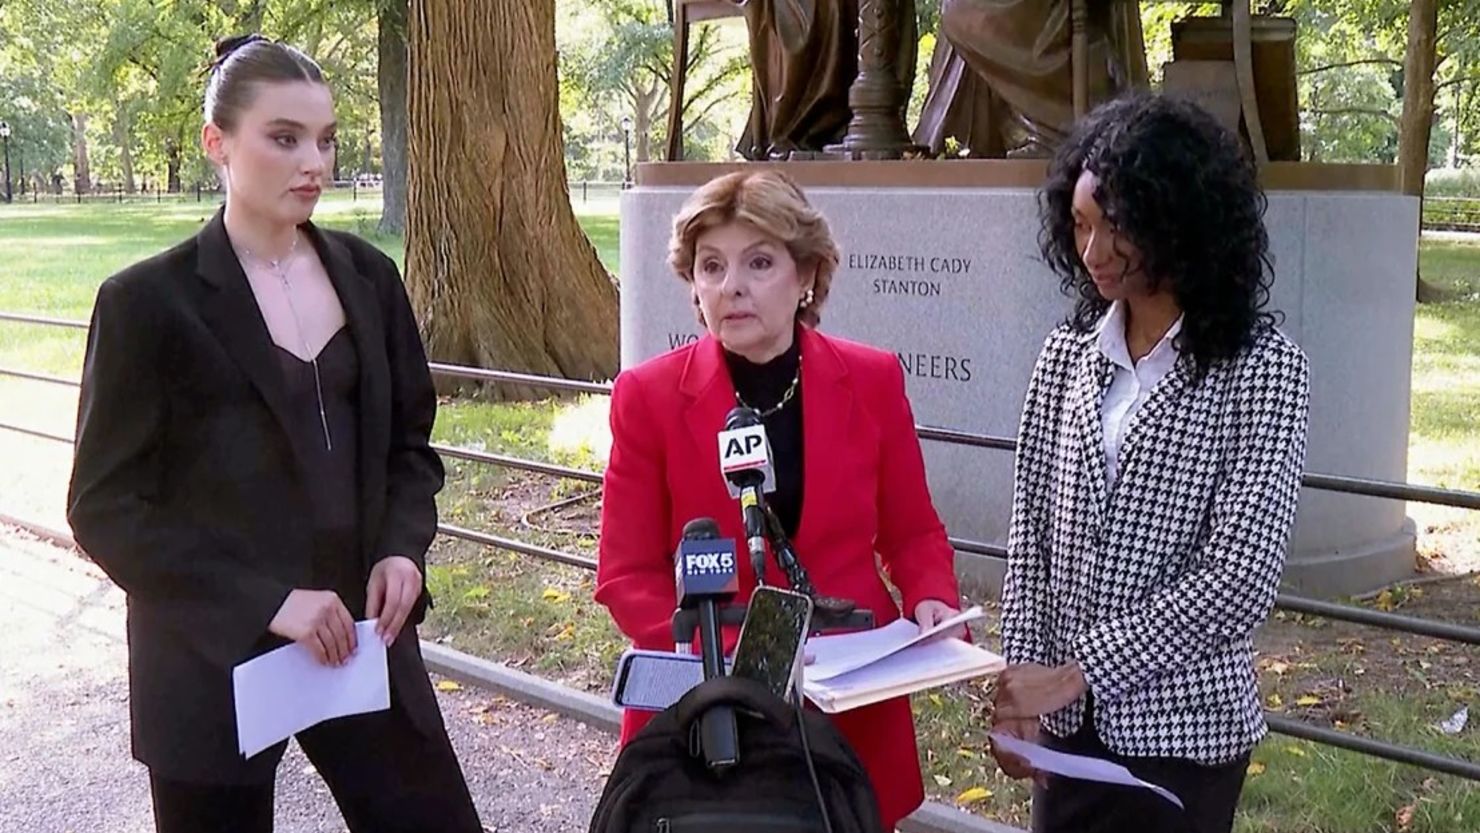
xmin=735 ymin=356 xmax=802 ymax=418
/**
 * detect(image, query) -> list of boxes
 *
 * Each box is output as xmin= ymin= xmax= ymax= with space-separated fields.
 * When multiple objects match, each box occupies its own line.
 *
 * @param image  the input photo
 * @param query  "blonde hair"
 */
xmin=667 ymin=170 xmax=840 ymax=328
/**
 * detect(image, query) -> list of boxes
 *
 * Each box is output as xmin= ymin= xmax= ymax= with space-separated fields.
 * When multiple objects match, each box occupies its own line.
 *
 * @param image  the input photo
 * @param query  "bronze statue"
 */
xmin=737 ymin=0 xmax=917 ymax=160
xmin=914 ymin=0 xmax=1147 ymax=157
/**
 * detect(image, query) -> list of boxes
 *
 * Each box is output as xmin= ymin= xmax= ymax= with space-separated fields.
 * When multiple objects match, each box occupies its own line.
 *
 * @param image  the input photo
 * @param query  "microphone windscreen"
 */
xmin=724 ymin=406 xmax=762 ymax=430
xmin=681 ymin=517 xmax=721 ymax=540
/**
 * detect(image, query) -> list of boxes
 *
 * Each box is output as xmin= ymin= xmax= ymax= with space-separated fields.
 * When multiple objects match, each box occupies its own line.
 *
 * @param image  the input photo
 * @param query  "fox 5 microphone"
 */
xmin=718 ymin=406 xmax=775 ymax=586
xmin=673 ymin=517 xmax=739 ymax=770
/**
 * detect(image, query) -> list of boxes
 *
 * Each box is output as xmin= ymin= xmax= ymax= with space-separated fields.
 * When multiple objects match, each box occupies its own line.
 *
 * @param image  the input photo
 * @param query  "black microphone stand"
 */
xmin=672 ymin=507 xmax=876 ymax=649
xmin=759 ymin=504 xmax=874 ymax=634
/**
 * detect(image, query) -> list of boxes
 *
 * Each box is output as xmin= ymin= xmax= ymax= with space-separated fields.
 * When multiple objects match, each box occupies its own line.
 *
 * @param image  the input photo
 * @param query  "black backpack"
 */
xmin=588 ymin=676 xmax=886 ymax=833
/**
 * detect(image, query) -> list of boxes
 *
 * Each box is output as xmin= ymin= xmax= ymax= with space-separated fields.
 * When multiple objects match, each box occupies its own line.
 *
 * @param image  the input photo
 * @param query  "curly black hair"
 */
xmin=1038 ymin=92 xmax=1277 ymax=377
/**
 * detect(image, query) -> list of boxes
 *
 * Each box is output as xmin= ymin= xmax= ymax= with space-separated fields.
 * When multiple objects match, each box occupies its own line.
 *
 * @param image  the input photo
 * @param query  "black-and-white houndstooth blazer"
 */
xmin=1002 ymin=322 xmax=1311 ymax=764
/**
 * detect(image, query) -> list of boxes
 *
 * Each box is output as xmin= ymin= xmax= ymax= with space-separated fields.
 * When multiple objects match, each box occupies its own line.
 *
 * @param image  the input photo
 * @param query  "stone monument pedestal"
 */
xmin=619 ymin=160 xmax=1419 ymax=597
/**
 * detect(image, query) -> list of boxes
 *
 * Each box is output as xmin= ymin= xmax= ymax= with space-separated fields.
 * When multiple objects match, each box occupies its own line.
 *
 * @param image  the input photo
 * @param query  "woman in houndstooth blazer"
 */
xmin=988 ymin=94 xmax=1312 ymax=833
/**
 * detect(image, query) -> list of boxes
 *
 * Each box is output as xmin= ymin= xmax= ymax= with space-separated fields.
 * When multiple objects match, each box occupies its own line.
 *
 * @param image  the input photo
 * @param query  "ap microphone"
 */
xmin=673 ymin=517 xmax=739 ymax=770
xmin=719 ymin=407 xmax=774 ymax=587
xmin=718 ymin=407 xmax=777 ymax=497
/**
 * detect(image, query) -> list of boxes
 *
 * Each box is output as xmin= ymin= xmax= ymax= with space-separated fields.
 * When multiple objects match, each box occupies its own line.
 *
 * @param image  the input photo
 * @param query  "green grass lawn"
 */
xmin=0 ymin=190 xmax=620 ymax=372
xmin=2 ymin=198 xmax=1478 ymax=832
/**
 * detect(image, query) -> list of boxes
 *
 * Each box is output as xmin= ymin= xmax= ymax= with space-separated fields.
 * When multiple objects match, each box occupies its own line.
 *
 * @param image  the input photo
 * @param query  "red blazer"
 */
xmin=595 ymin=326 xmax=961 ymax=828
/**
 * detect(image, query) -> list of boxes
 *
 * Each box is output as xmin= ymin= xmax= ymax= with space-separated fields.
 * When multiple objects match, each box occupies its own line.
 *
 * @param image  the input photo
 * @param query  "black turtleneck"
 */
xmin=723 ymin=331 xmax=804 ymax=539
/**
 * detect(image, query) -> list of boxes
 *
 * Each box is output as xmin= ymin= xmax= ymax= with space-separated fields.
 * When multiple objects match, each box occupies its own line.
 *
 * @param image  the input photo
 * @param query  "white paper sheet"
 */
xmin=232 ymin=619 xmax=389 ymax=758
xmin=805 ymin=606 xmax=985 ymax=682
xmin=990 ymin=732 xmax=1185 ymax=809
xmin=806 ymin=638 xmax=1002 ymax=697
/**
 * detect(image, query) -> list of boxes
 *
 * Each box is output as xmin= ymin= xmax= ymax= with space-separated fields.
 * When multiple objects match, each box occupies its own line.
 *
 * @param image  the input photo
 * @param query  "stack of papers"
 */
xmin=802 ymin=607 xmax=1005 ymax=713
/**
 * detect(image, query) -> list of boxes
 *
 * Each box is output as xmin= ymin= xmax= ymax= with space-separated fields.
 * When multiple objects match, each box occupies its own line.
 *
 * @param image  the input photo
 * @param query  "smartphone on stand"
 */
xmin=731 ymin=587 xmax=815 ymax=703
xmin=611 ymin=649 xmax=708 ymax=711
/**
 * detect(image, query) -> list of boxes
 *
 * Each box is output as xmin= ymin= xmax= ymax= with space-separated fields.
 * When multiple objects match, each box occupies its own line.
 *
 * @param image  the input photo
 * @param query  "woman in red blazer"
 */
xmin=596 ymin=169 xmax=963 ymax=828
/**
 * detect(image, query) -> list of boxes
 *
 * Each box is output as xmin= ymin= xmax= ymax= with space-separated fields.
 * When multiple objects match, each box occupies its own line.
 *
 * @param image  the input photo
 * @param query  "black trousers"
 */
xmin=149 ymin=699 xmax=482 ymax=833
xmin=1030 ymin=715 xmax=1250 ymax=833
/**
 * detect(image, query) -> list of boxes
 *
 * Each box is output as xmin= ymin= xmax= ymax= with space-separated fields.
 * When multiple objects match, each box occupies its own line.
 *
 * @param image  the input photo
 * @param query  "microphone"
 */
xmin=673 ymin=517 xmax=739 ymax=770
xmin=719 ymin=406 xmax=774 ymax=586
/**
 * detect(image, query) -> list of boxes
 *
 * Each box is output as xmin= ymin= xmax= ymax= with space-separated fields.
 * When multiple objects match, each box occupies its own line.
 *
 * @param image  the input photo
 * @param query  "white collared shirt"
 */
xmin=1097 ymin=301 xmax=1184 ymax=489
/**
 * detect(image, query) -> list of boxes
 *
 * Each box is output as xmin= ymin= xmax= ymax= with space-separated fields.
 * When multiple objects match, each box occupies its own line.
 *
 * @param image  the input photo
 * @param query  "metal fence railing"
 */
xmin=1 ymin=184 xmax=224 ymax=205
xmin=2 ymin=312 xmax=1479 ymax=782
xmin=1425 ymin=197 xmax=1480 ymax=233
xmin=566 ymin=180 xmax=626 ymax=205
xmin=0 ymin=180 xmax=381 ymax=206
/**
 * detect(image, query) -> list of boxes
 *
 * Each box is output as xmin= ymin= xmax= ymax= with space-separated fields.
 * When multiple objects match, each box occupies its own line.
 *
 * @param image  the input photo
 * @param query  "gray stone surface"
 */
xmin=619 ymin=184 xmax=1420 ymax=596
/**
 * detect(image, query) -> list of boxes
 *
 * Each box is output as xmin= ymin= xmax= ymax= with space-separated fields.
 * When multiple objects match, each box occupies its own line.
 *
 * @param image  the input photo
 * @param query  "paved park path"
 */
xmin=0 ymin=525 xmax=616 ymax=833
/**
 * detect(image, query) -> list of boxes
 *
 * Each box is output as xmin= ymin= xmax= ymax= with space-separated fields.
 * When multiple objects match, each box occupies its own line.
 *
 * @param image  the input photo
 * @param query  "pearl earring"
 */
xmin=800 ymin=288 xmax=815 ymax=308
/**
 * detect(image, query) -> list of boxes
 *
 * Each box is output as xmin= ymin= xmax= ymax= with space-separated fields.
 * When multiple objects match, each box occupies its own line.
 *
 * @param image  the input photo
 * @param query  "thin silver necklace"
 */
xmin=239 ymin=232 xmax=334 ymax=452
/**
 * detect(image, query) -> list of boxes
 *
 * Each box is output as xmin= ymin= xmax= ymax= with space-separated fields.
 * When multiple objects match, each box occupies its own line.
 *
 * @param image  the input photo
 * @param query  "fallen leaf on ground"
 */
xmin=956 ymin=787 xmax=992 ymax=805
xmin=436 ymin=680 xmax=462 ymax=692
xmin=1247 ymin=762 xmax=1267 ymax=776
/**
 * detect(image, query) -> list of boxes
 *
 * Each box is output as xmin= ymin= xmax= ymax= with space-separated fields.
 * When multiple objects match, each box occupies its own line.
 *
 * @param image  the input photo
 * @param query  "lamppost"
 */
xmin=620 ymin=116 xmax=633 ymax=189
xmin=0 ymin=122 xmax=12 ymax=204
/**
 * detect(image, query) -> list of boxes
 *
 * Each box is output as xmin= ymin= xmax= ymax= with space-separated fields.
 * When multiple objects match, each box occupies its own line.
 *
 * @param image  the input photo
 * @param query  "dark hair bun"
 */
xmin=203 ymin=34 xmax=325 ymax=130
xmin=212 ymin=33 xmax=266 ymax=67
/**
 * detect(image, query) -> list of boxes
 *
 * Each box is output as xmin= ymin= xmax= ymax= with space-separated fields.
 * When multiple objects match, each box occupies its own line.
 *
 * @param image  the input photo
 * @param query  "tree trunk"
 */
xmin=378 ymin=0 xmax=409 ymax=235
xmin=165 ymin=136 xmax=182 ymax=193
xmin=633 ymin=81 xmax=660 ymax=164
xmin=1398 ymin=0 xmax=1440 ymax=302
xmin=72 ymin=112 xmax=91 ymax=195
xmin=405 ymin=0 xmax=619 ymax=394
xmin=115 ymin=109 xmax=136 ymax=194
xmin=1398 ymin=0 xmax=1438 ymax=197
xmin=1450 ymin=65 xmax=1465 ymax=170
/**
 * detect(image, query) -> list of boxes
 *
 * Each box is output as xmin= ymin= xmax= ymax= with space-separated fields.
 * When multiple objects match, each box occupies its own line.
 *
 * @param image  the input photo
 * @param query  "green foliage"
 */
xmin=0 ymin=0 xmax=92 ymax=183
xmin=558 ymin=0 xmax=748 ymax=176
xmin=0 ymin=67 xmax=71 ymax=182
xmin=1279 ymin=0 xmax=1480 ymax=165
xmin=0 ymin=0 xmax=382 ymax=192
xmin=1428 ymin=169 xmax=1480 ymax=198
